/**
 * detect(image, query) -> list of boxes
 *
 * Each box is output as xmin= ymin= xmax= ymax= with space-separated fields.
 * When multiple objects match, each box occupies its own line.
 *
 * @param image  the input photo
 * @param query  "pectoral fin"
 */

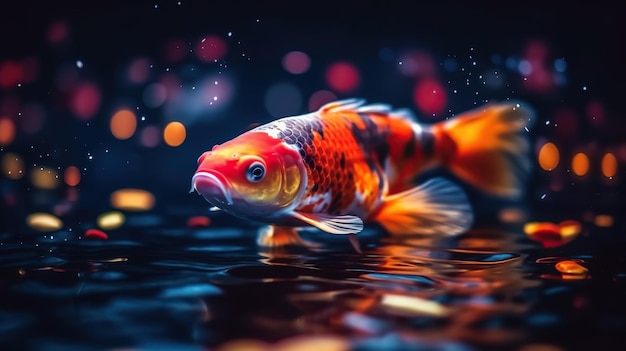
xmin=290 ymin=211 xmax=364 ymax=235
xmin=374 ymin=177 xmax=473 ymax=236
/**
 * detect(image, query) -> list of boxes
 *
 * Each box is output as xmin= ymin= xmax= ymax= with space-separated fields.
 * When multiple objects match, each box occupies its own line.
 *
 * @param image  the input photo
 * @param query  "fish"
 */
xmin=191 ymin=99 xmax=532 ymax=250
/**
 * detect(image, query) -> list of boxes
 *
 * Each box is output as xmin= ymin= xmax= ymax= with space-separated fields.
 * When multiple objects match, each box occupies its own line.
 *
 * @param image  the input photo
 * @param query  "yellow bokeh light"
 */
xmin=110 ymin=109 xmax=137 ymax=140
xmin=0 ymin=117 xmax=16 ymax=145
xmin=571 ymin=152 xmax=589 ymax=176
xmin=97 ymin=211 xmax=126 ymax=230
xmin=2 ymin=152 xmax=24 ymax=180
xmin=163 ymin=121 xmax=186 ymax=147
xmin=601 ymin=152 xmax=617 ymax=178
xmin=26 ymin=212 xmax=63 ymax=232
xmin=63 ymin=165 xmax=81 ymax=186
xmin=381 ymin=294 xmax=448 ymax=317
xmin=110 ymin=188 xmax=155 ymax=211
xmin=31 ymin=166 xmax=60 ymax=189
xmin=555 ymin=260 xmax=588 ymax=275
xmin=538 ymin=142 xmax=559 ymax=171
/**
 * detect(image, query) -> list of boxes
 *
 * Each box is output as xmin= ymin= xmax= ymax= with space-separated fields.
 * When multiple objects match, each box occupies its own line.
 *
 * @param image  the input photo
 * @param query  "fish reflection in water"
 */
xmin=244 ymin=227 xmax=537 ymax=347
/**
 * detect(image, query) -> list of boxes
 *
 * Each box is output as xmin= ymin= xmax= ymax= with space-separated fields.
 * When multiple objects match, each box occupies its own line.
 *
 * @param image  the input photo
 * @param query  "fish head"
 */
xmin=192 ymin=132 xmax=306 ymax=219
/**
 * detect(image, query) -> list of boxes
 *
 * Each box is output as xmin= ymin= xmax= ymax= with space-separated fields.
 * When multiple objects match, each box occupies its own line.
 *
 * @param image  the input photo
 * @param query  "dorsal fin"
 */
xmin=319 ymin=99 xmax=417 ymax=121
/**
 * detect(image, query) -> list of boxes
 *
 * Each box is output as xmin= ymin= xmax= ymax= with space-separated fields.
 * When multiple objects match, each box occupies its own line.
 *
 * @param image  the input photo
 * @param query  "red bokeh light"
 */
xmin=0 ymin=60 xmax=24 ymax=89
xmin=398 ymin=50 xmax=436 ymax=78
xmin=553 ymin=108 xmax=579 ymax=140
xmin=586 ymin=99 xmax=606 ymax=126
xmin=70 ymin=83 xmax=101 ymax=120
xmin=308 ymin=90 xmax=337 ymax=111
xmin=195 ymin=35 xmax=227 ymax=62
xmin=127 ymin=58 xmax=151 ymax=84
xmin=325 ymin=62 xmax=360 ymax=93
xmin=165 ymin=39 xmax=188 ymax=62
xmin=47 ymin=21 xmax=69 ymax=44
xmin=413 ymin=79 xmax=447 ymax=116
xmin=282 ymin=51 xmax=311 ymax=74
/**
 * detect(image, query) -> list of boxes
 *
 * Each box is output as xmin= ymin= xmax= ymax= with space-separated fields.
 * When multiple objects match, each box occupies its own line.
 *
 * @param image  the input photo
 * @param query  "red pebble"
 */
xmin=85 ymin=228 xmax=108 ymax=240
xmin=187 ymin=216 xmax=211 ymax=228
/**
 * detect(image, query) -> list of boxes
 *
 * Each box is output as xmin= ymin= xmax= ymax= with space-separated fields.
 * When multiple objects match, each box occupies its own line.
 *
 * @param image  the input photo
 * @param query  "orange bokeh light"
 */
xmin=601 ymin=152 xmax=617 ymax=178
xmin=110 ymin=109 xmax=137 ymax=140
xmin=571 ymin=152 xmax=589 ymax=176
xmin=163 ymin=121 xmax=186 ymax=147
xmin=538 ymin=142 xmax=559 ymax=171
xmin=63 ymin=166 xmax=81 ymax=186
xmin=0 ymin=117 xmax=15 ymax=145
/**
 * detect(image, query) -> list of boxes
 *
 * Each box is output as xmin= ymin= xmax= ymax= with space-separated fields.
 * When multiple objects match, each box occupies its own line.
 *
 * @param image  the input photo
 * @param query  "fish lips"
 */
xmin=191 ymin=171 xmax=234 ymax=208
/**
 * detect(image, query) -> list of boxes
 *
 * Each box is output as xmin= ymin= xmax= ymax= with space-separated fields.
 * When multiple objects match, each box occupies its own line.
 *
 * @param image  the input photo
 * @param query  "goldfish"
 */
xmin=191 ymin=99 xmax=532 ymax=250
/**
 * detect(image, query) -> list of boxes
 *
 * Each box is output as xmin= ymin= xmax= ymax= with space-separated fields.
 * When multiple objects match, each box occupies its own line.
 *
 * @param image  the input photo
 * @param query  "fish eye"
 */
xmin=246 ymin=162 xmax=266 ymax=182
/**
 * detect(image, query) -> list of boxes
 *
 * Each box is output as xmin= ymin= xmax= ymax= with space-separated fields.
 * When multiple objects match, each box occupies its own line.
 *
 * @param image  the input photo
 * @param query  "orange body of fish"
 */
xmin=192 ymin=99 xmax=532 ymax=249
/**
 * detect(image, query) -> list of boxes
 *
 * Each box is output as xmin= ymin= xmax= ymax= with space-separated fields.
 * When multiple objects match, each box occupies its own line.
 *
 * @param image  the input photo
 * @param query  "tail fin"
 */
xmin=433 ymin=103 xmax=533 ymax=198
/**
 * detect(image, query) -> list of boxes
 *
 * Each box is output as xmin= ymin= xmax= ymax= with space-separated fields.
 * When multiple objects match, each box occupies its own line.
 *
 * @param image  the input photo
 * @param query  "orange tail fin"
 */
xmin=432 ymin=103 xmax=533 ymax=198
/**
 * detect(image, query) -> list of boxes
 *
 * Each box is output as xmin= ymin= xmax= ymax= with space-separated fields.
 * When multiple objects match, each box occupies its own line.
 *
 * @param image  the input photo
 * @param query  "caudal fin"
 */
xmin=434 ymin=103 xmax=533 ymax=198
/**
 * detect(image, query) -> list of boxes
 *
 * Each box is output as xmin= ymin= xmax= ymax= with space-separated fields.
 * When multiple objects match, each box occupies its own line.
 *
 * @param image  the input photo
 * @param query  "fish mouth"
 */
xmin=191 ymin=171 xmax=234 ymax=207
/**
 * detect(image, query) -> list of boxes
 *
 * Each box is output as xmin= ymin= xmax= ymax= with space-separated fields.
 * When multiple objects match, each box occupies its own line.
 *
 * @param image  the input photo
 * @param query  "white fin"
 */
xmin=319 ymin=98 xmax=367 ymax=113
xmin=374 ymin=177 xmax=473 ymax=236
xmin=291 ymin=211 xmax=364 ymax=235
xmin=319 ymin=99 xmax=417 ymax=122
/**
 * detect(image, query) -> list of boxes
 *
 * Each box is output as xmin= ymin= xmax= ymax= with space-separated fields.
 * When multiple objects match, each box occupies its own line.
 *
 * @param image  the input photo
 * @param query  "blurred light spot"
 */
xmin=85 ymin=228 xmax=108 ymax=240
xmin=0 ymin=60 xmax=23 ymax=89
xmin=110 ymin=109 xmax=137 ymax=140
xmin=553 ymin=108 xmax=579 ymax=139
xmin=31 ymin=166 xmax=60 ymax=189
xmin=110 ymin=188 xmax=155 ymax=211
xmin=214 ymin=339 xmax=270 ymax=351
xmin=2 ymin=153 xmax=24 ymax=179
xmin=413 ymin=79 xmax=447 ymax=116
xmin=554 ymin=58 xmax=567 ymax=72
xmin=140 ymin=125 xmax=160 ymax=147
xmin=19 ymin=103 xmax=45 ymax=134
xmin=282 ymin=51 xmax=311 ymax=74
xmin=163 ymin=121 xmax=186 ymax=147
xmin=54 ymin=64 xmax=80 ymax=92
xmin=97 ymin=211 xmax=125 ymax=230
xmin=143 ymin=83 xmax=167 ymax=108
xmin=381 ymin=294 xmax=448 ymax=317
xmin=70 ymin=82 xmax=101 ymax=120
xmin=21 ymin=57 xmax=39 ymax=83
xmin=196 ymin=35 xmax=226 ymax=62
xmin=308 ymin=90 xmax=337 ymax=111
xmin=538 ymin=142 xmax=559 ymax=171
xmin=518 ymin=60 xmax=532 ymax=75
xmin=378 ymin=47 xmax=394 ymax=62
xmin=63 ymin=166 xmax=81 ymax=186
xmin=47 ymin=21 xmax=68 ymax=44
xmin=555 ymin=260 xmax=587 ymax=275
xmin=165 ymin=39 xmax=188 ymax=62
xmin=442 ymin=58 xmax=458 ymax=72
xmin=187 ymin=216 xmax=211 ymax=228
xmin=264 ymin=82 xmax=302 ymax=117
xmin=75 ymin=60 xmax=83 ymax=69
xmin=273 ymin=335 xmax=349 ymax=351
xmin=601 ymin=152 xmax=617 ymax=178
xmin=524 ymin=221 xmax=580 ymax=248
xmin=594 ymin=214 xmax=613 ymax=227
xmin=0 ymin=117 xmax=15 ymax=145
xmin=127 ymin=58 xmax=152 ymax=84
xmin=398 ymin=50 xmax=436 ymax=77
xmin=27 ymin=212 xmax=63 ymax=232
xmin=585 ymin=99 xmax=606 ymax=126
xmin=571 ymin=152 xmax=589 ymax=176
xmin=325 ymin=62 xmax=360 ymax=93
xmin=498 ymin=207 xmax=526 ymax=223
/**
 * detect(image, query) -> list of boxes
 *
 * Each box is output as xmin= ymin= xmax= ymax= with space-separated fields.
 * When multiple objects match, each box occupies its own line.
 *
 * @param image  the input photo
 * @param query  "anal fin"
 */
xmin=257 ymin=225 xmax=311 ymax=247
xmin=374 ymin=177 xmax=473 ymax=236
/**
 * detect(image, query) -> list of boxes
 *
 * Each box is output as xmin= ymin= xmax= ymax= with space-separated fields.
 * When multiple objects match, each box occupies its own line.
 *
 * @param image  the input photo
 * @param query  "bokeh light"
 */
xmin=0 ymin=60 xmax=23 ymax=89
xmin=19 ymin=103 xmax=45 ymax=134
xmin=594 ymin=215 xmax=613 ymax=227
xmin=308 ymin=90 xmax=337 ymax=111
xmin=163 ymin=121 xmax=186 ymax=147
xmin=601 ymin=152 xmax=617 ymax=178
xmin=282 ymin=51 xmax=311 ymax=74
xmin=165 ymin=39 xmax=188 ymax=62
xmin=70 ymin=82 xmax=101 ymax=120
xmin=195 ymin=35 xmax=226 ymax=62
xmin=97 ymin=211 xmax=125 ymax=230
xmin=398 ymin=50 xmax=436 ymax=77
xmin=571 ymin=152 xmax=589 ymax=177
xmin=264 ymin=82 xmax=302 ymax=118
xmin=140 ymin=125 xmax=161 ymax=147
xmin=0 ymin=117 xmax=15 ymax=145
xmin=555 ymin=260 xmax=588 ymax=275
xmin=538 ymin=142 xmax=559 ymax=171
xmin=1 ymin=152 xmax=24 ymax=180
xmin=85 ymin=228 xmax=108 ymax=240
xmin=31 ymin=166 xmax=60 ymax=189
xmin=143 ymin=83 xmax=167 ymax=108
xmin=325 ymin=62 xmax=360 ymax=93
xmin=63 ymin=166 xmax=81 ymax=186
xmin=47 ymin=20 xmax=68 ymax=44
xmin=110 ymin=109 xmax=137 ymax=140
xmin=413 ymin=78 xmax=447 ymax=116
xmin=110 ymin=188 xmax=155 ymax=211
xmin=127 ymin=58 xmax=152 ymax=84
xmin=26 ymin=212 xmax=63 ymax=232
